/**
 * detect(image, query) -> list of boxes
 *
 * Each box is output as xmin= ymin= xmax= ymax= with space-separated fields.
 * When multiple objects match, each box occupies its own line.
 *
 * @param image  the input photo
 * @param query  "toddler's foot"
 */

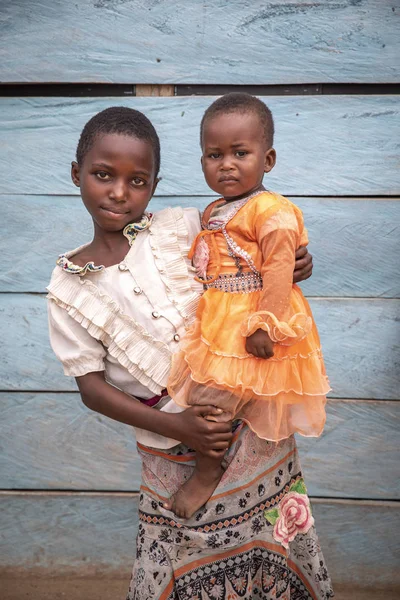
xmin=163 ymin=465 xmax=224 ymax=519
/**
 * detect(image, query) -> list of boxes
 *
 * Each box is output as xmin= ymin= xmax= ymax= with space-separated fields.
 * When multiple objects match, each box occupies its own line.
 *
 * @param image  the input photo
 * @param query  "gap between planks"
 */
xmin=1 ymin=392 xmax=399 ymax=403
xmin=0 ymin=490 xmax=398 ymax=507
xmin=1 ymin=194 xmax=400 ymax=199
xmin=135 ymin=84 xmax=174 ymax=96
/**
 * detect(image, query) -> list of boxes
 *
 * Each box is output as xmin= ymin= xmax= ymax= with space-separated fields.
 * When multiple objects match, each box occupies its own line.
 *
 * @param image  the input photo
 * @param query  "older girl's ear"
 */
xmin=264 ymin=148 xmax=276 ymax=174
xmin=151 ymin=176 xmax=161 ymax=196
xmin=71 ymin=161 xmax=81 ymax=187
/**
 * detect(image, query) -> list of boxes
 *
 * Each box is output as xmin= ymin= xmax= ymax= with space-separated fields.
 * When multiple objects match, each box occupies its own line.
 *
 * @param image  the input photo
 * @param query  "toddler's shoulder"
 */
xmin=252 ymin=191 xmax=297 ymax=213
xmin=251 ymin=191 xmax=304 ymax=234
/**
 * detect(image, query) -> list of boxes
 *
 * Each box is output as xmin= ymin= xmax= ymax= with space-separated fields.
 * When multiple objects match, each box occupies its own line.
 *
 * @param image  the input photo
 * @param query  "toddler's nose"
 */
xmin=220 ymin=156 xmax=234 ymax=170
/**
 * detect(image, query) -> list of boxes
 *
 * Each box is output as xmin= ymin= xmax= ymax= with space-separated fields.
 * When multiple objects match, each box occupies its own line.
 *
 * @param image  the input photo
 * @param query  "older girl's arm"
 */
xmin=76 ymin=371 xmax=232 ymax=458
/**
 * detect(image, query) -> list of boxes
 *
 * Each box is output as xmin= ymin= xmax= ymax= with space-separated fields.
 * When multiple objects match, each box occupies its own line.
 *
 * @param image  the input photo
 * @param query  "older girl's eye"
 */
xmin=96 ymin=171 xmax=110 ymax=180
xmin=132 ymin=178 xmax=145 ymax=186
xmin=209 ymin=153 xmax=221 ymax=159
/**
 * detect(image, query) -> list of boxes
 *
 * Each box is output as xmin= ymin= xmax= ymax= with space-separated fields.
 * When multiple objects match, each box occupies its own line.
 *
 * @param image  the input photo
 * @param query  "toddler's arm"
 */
xmin=243 ymin=208 xmax=312 ymax=358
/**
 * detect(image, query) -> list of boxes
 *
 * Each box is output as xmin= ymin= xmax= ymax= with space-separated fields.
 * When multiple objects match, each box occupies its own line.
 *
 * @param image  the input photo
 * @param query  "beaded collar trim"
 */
xmin=56 ymin=212 xmax=153 ymax=275
xmin=203 ymin=187 xmax=266 ymax=231
xmin=206 ymin=187 xmax=266 ymax=277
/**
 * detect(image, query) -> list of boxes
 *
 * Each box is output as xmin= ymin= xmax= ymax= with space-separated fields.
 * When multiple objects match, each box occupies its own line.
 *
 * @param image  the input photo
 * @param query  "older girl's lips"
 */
xmin=101 ymin=206 xmax=128 ymax=215
xmin=101 ymin=206 xmax=129 ymax=216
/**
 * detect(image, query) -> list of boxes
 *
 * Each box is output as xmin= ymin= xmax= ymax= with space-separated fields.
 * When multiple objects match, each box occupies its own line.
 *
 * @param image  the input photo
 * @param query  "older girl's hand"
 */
xmin=293 ymin=246 xmax=313 ymax=283
xmin=171 ymin=405 xmax=233 ymax=458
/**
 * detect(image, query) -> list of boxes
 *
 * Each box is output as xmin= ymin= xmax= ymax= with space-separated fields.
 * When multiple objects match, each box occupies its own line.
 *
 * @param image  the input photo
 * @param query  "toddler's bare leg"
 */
xmin=163 ymin=451 xmax=225 ymax=519
xmin=164 ymin=405 xmax=232 ymax=519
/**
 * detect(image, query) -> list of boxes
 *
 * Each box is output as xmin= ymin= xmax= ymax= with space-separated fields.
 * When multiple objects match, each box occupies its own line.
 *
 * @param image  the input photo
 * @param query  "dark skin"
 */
xmin=71 ymin=133 xmax=233 ymax=460
xmin=70 ymin=130 xmax=312 ymax=516
xmin=165 ymin=111 xmax=311 ymax=518
xmin=201 ymin=111 xmax=277 ymax=358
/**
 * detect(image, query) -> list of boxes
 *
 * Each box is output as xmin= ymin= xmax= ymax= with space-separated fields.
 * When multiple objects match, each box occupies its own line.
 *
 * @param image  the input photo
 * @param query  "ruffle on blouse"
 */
xmin=48 ymin=207 xmax=201 ymax=394
xmin=241 ymin=311 xmax=312 ymax=345
xmin=56 ymin=213 xmax=154 ymax=275
xmin=149 ymin=207 xmax=200 ymax=327
xmin=47 ymin=271 xmax=172 ymax=395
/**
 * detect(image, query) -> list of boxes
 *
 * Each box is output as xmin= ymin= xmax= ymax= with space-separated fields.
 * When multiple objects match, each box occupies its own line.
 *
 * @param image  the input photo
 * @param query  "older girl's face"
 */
xmin=71 ymin=133 xmax=158 ymax=232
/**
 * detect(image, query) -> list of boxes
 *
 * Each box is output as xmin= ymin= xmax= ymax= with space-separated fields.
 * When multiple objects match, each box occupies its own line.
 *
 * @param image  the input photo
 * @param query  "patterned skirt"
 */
xmin=127 ymin=425 xmax=334 ymax=600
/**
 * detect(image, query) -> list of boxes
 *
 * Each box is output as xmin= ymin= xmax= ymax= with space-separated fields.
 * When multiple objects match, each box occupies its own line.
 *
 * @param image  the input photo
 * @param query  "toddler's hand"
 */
xmin=245 ymin=329 xmax=274 ymax=359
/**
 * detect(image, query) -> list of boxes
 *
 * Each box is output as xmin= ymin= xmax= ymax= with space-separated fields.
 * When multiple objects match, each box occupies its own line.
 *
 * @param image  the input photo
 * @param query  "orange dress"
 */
xmin=168 ymin=190 xmax=330 ymax=441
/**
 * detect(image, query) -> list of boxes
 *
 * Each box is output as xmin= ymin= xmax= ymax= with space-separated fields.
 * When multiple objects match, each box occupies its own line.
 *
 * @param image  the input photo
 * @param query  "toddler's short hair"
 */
xmin=201 ymin=92 xmax=274 ymax=149
xmin=76 ymin=106 xmax=161 ymax=176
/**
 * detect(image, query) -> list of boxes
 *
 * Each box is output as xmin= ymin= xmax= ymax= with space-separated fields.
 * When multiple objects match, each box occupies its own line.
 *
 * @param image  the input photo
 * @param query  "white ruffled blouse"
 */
xmin=47 ymin=207 xmax=203 ymax=448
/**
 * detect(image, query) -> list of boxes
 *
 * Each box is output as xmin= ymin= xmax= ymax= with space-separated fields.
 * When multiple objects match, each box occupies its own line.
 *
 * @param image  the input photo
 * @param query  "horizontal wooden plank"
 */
xmin=0 ymin=0 xmax=398 ymax=84
xmin=0 ymin=493 xmax=398 ymax=588
xmin=1 ymin=196 xmax=399 ymax=297
xmin=1 ymin=294 xmax=398 ymax=399
xmin=1 ymin=393 xmax=398 ymax=500
xmin=1 ymin=96 xmax=399 ymax=196
xmin=0 ymin=393 xmax=142 ymax=491
xmin=297 ymin=399 xmax=400 ymax=499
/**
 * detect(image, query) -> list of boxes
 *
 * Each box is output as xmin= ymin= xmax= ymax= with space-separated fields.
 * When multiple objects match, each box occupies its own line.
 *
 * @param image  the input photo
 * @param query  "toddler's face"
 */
xmin=201 ymin=112 xmax=275 ymax=201
xmin=71 ymin=133 xmax=158 ymax=232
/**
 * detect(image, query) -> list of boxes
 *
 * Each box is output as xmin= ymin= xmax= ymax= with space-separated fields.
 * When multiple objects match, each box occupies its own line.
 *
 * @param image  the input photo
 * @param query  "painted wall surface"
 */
xmin=0 ymin=0 xmax=399 ymax=590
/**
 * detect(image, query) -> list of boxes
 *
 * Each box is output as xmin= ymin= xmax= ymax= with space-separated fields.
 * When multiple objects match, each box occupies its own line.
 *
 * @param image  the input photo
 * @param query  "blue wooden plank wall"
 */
xmin=1 ymin=0 xmax=399 ymax=83
xmin=0 ymin=0 xmax=399 ymax=592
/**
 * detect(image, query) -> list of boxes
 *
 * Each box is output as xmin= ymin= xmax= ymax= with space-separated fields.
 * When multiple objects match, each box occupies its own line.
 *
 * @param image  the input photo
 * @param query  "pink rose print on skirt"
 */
xmin=264 ymin=478 xmax=314 ymax=550
xmin=192 ymin=237 xmax=210 ymax=280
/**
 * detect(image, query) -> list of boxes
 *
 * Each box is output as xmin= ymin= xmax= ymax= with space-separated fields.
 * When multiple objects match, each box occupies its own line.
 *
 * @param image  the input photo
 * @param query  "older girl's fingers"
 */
xmin=209 ymin=440 xmax=231 ymax=450
xmin=295 ymin=245 xmax=308 ymax=259
xmin=294 ymin=254 xmax=312 ymax=271
xmin=206 ymin=420 xmax=233 ymax=434
xmin=296 ymin=265 xmax=313 ymax=281
xmin=208 ymin=448 xmax=228 ymax=458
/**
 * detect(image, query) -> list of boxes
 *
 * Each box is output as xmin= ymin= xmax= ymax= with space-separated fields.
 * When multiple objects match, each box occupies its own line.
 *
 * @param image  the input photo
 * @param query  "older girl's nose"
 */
xmin=110 ymin=179 xmax=128 ymax=201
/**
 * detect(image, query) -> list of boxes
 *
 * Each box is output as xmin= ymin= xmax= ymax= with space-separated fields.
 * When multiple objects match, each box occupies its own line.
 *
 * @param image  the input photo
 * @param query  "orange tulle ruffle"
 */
xmin=168 ymin=286 xmax=330 ymax=441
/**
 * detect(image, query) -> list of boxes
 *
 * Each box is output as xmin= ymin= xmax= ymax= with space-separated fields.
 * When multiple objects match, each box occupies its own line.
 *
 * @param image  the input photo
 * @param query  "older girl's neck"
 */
xmin=83 ymin=224 xmax=131 ymax=267
xmin=92 ymin=227 xmax=127 ymax=253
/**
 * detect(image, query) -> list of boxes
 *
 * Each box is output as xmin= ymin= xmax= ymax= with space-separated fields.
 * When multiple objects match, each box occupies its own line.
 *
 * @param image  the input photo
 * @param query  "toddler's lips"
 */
xmin=219 ymin=177 xmax=238 ymax=183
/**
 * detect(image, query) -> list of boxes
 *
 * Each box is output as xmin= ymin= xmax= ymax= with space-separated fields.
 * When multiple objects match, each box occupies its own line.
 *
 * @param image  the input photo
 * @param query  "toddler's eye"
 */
xmin=236 ymin=151 xmax=248 ymax=157
xmin=96 ymin=171 xmax=110 ymax=180
xmin=209 ymin=153 xmax=221 ymax=159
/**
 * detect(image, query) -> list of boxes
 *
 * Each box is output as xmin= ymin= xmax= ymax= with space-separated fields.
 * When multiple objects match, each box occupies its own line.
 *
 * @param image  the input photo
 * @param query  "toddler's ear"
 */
xmin=71 ymin=161 xmax=81 ymax=187
xmin=264 ymin=148 xmax=276 ymax=174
